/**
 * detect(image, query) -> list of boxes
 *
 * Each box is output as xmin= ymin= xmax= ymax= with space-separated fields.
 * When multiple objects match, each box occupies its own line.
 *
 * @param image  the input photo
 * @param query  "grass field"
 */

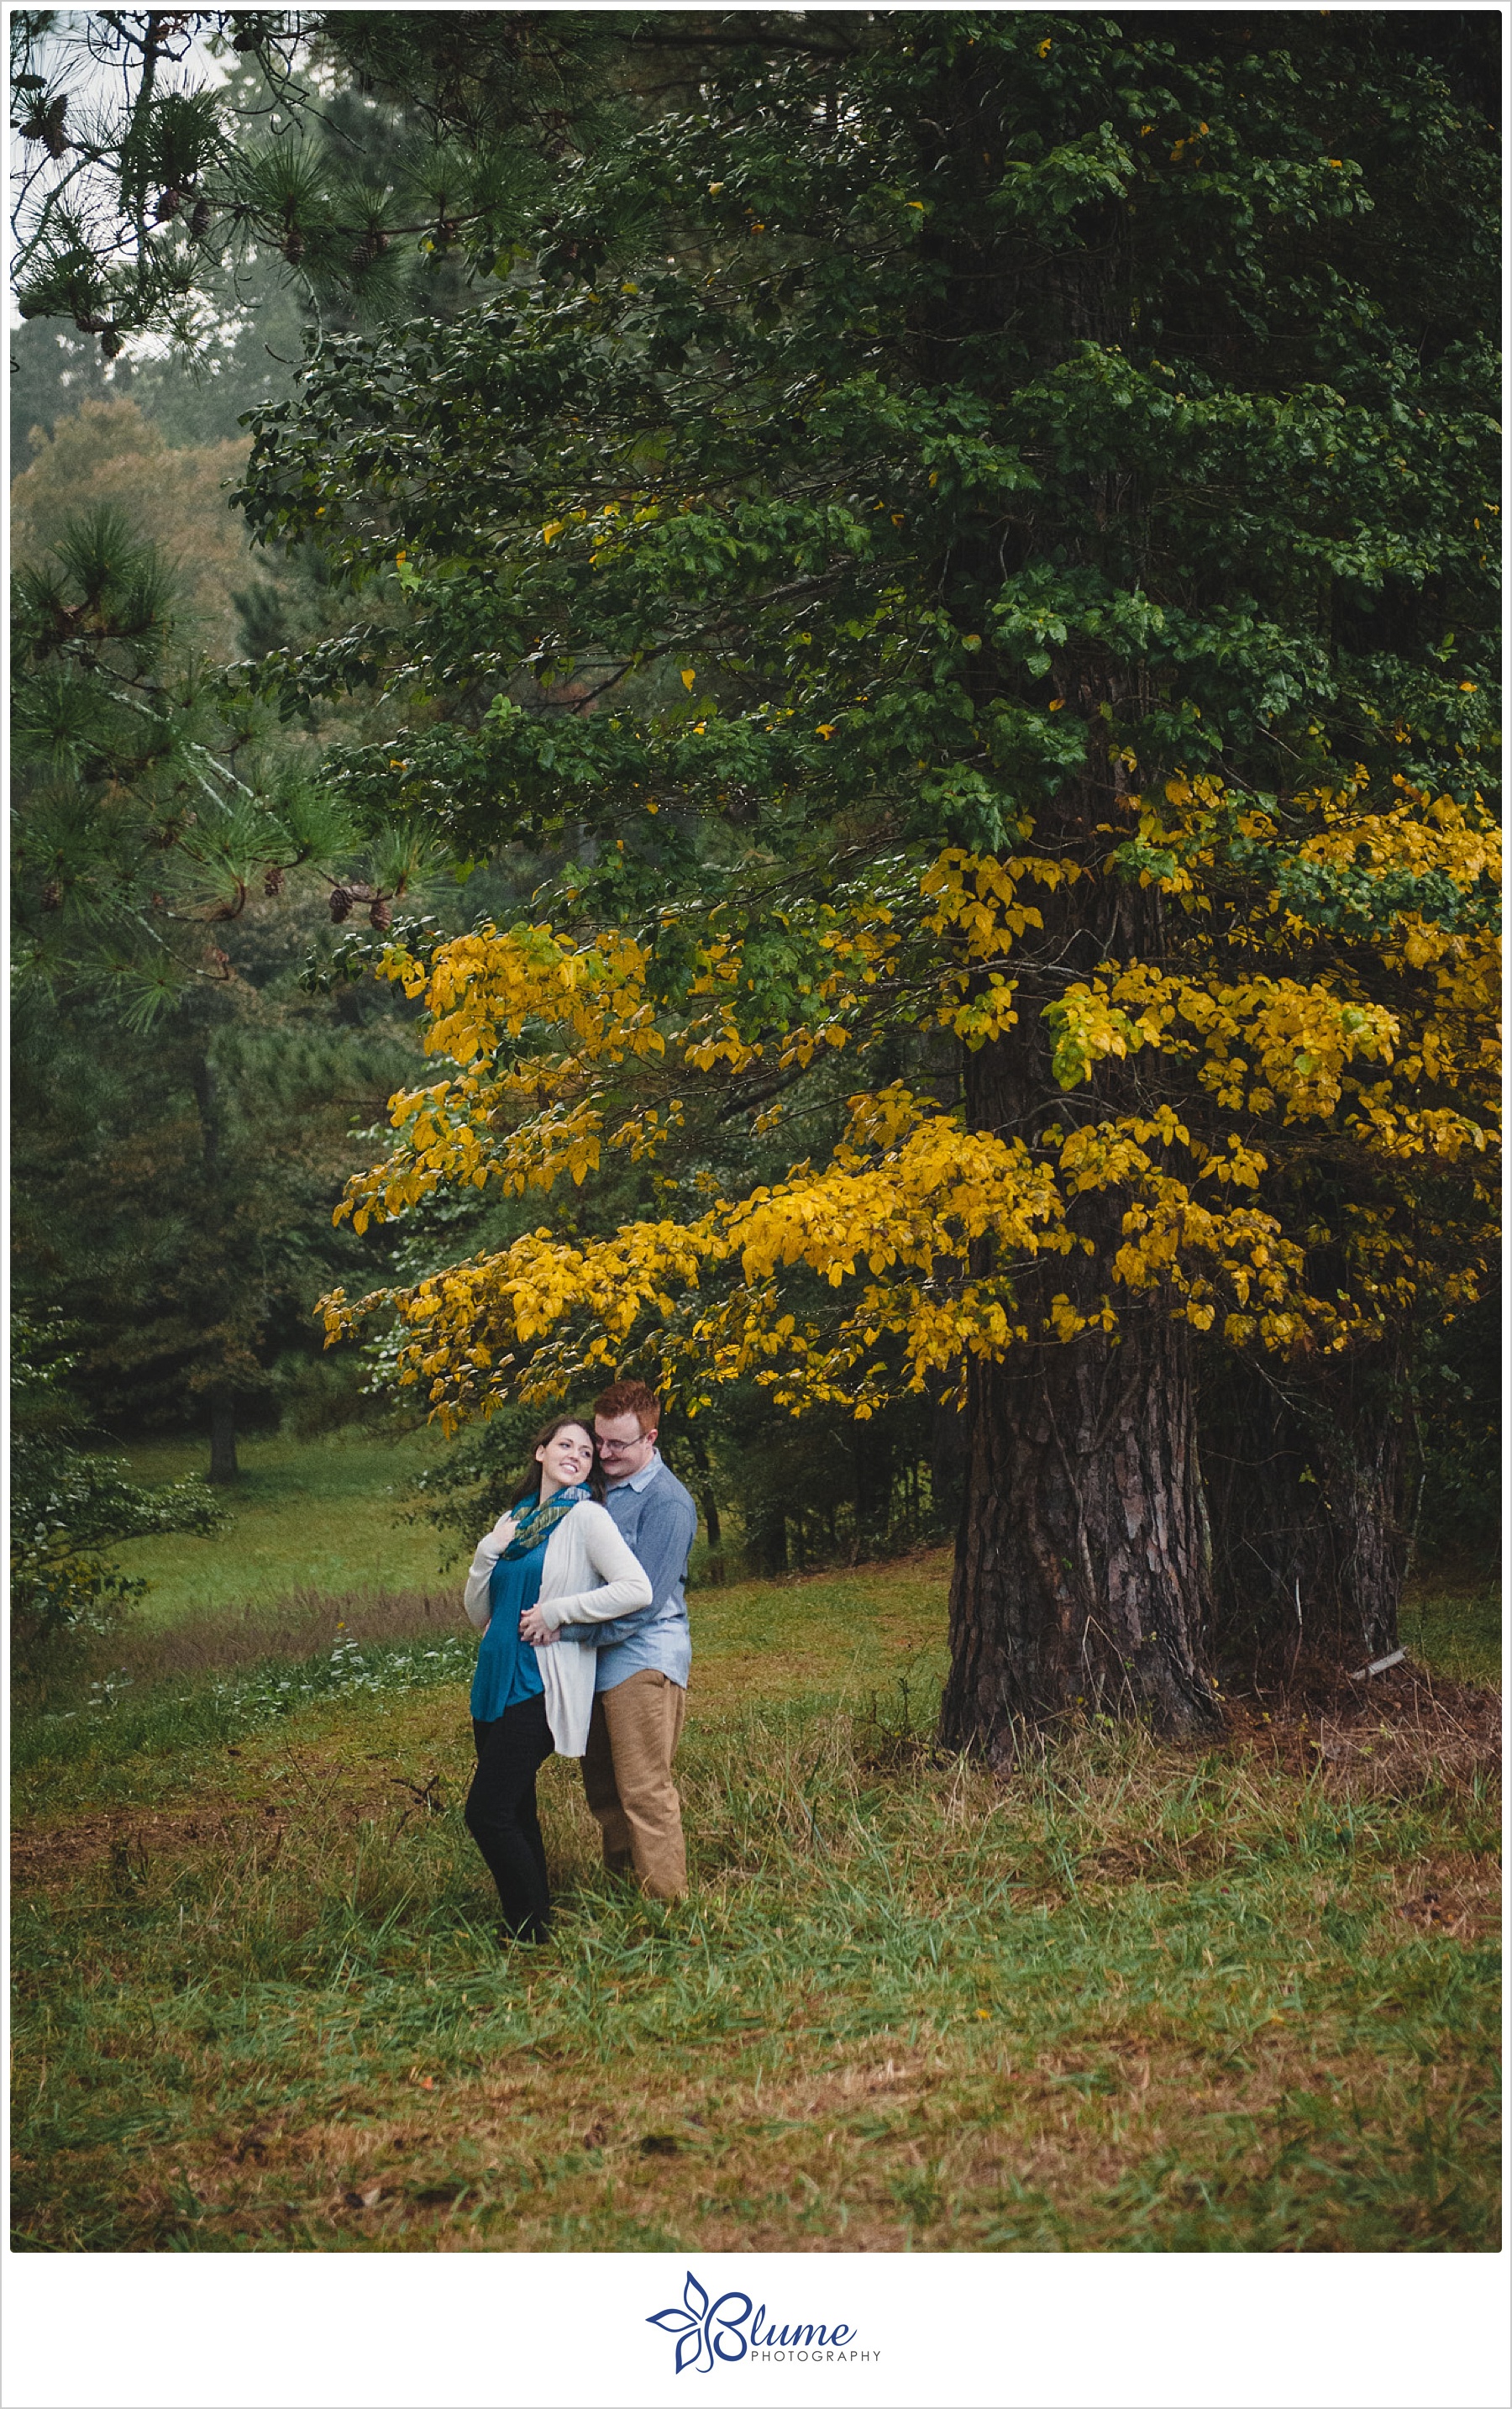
xmin=110 ymin=1431 xmax=452 ymax=1623
xmin=11 ymin=1473 xmax=1502 ymax=2254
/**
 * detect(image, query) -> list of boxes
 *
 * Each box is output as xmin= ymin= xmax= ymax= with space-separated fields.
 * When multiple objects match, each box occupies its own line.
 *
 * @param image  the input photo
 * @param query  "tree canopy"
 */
xmin=242 ymin=22 xmax=1498 ymax=1402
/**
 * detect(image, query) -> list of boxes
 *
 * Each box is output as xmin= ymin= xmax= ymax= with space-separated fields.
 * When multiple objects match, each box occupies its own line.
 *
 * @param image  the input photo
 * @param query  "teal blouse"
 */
xmin=469 ymin=1538 xmax=549 ymax=1722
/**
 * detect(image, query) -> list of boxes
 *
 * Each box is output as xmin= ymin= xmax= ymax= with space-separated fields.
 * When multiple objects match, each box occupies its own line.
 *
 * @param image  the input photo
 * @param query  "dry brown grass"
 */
xmin=108 ymin=1586 xmax=455 ymax=1685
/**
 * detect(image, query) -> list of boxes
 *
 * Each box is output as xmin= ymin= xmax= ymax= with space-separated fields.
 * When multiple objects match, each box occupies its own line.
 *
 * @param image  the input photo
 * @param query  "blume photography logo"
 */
xmin=648 ymin=2270 xmax=875 ymax=2374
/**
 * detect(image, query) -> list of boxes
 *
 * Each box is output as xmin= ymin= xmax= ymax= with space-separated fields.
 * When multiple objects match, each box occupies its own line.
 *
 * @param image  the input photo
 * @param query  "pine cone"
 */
xmin=328 ymin=886 xmax=354 ymax=923
xmin=190 ymin=199 xmax=212 ymax=239
xmin=283 ymin=228 xmax=305 ymax=265
xmin=40 ymin=879 xmax=62 ymax=913
xmin=154 ymin=188 xmax=182 ymax=223
xmin=369 ymin=897 xmax=393 ymax=929
xmin=100 ymin=328 xmax=123 ymax=360
xmin=263 ymin=865 xmax=286 ymax=899
xmin=23 ymin=96 xmax=68 ymax=158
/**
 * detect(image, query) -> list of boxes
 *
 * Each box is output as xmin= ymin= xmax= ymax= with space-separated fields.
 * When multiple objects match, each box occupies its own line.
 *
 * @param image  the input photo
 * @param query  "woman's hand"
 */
xmin=519 ymin=1606 xmax=558 ymax=1645
xmin=487 ymin=1510 xmax=517 ymax=1551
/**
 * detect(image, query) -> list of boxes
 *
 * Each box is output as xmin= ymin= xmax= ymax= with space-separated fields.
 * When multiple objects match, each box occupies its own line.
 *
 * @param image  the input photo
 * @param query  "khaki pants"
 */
xmin=581 ymin=1669 xmax=688 ymax=1900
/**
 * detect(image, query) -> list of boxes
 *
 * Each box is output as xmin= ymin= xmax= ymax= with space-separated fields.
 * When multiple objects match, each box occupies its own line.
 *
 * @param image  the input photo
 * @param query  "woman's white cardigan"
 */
xmin=463 ymin=1501 xmax=651 ymax=1757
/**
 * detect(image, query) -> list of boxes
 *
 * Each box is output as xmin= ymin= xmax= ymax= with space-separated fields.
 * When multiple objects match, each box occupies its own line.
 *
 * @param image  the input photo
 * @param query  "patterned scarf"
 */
xmin=499 ymin=1481 xmax=593 ymax=1561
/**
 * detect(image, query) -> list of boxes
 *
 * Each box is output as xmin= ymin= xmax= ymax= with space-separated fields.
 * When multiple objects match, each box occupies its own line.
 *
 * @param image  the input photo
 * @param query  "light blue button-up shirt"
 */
xmin=564 ymin=1450 xmax=696 ymax=1692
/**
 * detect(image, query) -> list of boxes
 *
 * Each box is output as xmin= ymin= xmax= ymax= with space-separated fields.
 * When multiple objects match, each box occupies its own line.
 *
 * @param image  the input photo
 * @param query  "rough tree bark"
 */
xmin=941 ymin=1002 xmax=1222 ymax=1762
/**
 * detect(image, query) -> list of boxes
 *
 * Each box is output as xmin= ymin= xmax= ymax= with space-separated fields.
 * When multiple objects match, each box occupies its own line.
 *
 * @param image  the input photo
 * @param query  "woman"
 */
xmin=461 ymin=1415 xmax=651 ymax=1941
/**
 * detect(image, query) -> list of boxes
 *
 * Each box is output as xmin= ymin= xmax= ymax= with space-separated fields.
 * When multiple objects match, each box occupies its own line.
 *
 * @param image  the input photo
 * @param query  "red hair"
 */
xmin=593 ymin=1379 xmax=661 ymax=1434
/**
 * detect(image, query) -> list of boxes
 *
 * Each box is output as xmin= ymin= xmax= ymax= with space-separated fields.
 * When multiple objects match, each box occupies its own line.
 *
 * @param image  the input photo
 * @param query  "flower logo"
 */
xmin=647 ymin=2271 xmax=753 ymax=2374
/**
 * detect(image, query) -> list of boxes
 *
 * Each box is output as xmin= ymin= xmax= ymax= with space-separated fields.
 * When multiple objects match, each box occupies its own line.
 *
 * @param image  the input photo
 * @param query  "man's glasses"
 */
xmin=596 ymin=1436 xmax=646 ymax=1454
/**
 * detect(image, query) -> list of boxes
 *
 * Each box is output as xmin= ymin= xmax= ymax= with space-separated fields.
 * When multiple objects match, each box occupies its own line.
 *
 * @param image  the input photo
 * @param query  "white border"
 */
xmin=2 ymin=2252 xmax=1510 ymax=2408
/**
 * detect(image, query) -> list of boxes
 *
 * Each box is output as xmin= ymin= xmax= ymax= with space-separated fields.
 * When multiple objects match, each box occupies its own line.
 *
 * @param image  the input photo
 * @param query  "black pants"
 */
xmin=465 ymin=1694 xmax=554 ymax=1940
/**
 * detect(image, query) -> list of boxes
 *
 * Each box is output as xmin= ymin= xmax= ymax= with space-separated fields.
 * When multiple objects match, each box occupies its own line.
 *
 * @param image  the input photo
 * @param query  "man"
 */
xmin=562 ymin=1378 xmax=696 ymax=1900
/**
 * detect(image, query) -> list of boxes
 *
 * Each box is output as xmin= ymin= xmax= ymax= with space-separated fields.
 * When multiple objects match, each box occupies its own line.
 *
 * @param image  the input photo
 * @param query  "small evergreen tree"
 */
xmin=9 ymin=496 xmax=433 ymax=1477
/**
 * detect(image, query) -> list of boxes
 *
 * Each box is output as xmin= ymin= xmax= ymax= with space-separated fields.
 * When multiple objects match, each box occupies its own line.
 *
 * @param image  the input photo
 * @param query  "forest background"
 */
xmin=10 ymin=7 xmax=1500 ymax=1697
xmin=9 ymin=31 xmax=946 ymax=1645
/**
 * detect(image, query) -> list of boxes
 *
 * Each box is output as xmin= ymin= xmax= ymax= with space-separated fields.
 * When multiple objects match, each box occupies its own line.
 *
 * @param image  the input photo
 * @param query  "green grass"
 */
xmin=1399 ymin=1575 xmax=1502 ymax=1689
xmin=15 ymin=1437 xmax=1503 ymax=2254
xmin=102 ymin=1423 xmax=1505 ymax=1691
xmin=111 ymin=1430 xmax=450 ymax=1626
xmin=11 ymin=1544 xmax=1501 ymax=2254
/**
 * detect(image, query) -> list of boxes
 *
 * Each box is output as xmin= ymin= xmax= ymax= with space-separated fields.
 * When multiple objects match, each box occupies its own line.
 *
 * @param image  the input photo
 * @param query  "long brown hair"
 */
xmin=516 ymin=1412 xmax=606 ymax=1507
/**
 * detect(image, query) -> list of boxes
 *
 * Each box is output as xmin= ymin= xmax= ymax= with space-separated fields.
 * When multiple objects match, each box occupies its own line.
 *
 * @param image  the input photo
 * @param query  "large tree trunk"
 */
xmin=934 ymin=830 xmax=1227 ymax=1754
xmin=941 ymin=1006 xmax=1222 ymax=1761
xmin=926 ymin=78 xmax=1218 ymax=1755
xmin=942 ymin=1285 xmax=1221 ymax=1762
xmin=1203 ymin=1354 xmax=1406 ymax=1678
